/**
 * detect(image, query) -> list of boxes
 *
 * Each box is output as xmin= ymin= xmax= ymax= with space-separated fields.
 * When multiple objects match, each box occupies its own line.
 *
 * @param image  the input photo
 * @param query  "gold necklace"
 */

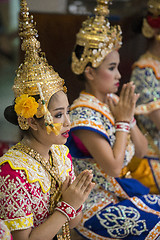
xmin=13 ymin=141 xmax=71 ymax=240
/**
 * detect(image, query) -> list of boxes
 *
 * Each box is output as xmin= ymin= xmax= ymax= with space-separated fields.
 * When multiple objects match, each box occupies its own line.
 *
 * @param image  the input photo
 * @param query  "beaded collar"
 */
xmin=13 ymin=141 xmax=60 ymax=182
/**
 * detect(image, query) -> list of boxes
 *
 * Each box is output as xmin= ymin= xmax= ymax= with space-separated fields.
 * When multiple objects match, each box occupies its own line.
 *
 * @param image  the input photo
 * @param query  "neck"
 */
xmin=22 ymin=135 xmax=50 ymax=161
xmin=148 ymin=39 xmax=160 ymax=58
xmin=85 ymin=83 xmax=107 ymax=103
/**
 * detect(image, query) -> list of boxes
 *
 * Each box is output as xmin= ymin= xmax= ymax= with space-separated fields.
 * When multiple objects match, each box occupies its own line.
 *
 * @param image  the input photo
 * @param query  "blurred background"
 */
xmin=0 ymin=0 xmax=148 ymax=154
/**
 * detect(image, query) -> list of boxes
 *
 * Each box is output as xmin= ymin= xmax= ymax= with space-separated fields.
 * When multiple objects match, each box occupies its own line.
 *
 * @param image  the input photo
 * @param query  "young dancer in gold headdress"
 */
xmin=0 ymin=1 xmax=95 ymax=240
xmin=67 ymin=0 xmax=160 ymax=239
xmin=129 ymin=0 xmax=160 ymax=194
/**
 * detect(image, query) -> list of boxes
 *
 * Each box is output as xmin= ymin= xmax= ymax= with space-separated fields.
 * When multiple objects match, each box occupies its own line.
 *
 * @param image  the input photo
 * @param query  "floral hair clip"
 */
xmin=15 ymin=94 xmax=39 ymax=119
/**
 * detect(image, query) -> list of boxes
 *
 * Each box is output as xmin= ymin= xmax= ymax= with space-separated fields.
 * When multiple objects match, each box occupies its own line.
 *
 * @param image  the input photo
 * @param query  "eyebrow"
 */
xmin=53 ymin=105 xmax=70 ymax=111
xmin=53 ymin=107 xmax=64 ymax=111
xmin=109 ymin=62 xmax=117 ymax=66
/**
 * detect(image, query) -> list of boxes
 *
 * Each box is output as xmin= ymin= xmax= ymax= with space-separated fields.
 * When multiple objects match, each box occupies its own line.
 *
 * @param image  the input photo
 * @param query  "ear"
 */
xmin=84 ymin=66 xmax=95 ymax=81
xmin=27 ymin=117 xmax=38 ymax=131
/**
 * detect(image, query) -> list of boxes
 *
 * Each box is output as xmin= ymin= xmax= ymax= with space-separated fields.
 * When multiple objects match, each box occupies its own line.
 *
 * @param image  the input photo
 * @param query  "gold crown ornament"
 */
xmin=142 ymin=0 xmax=160 ymax=38
xmin=13 ymin=0 xmax=67 ymax=134
xmin=147 ymin=0 xmax=160 ymax=16
xmin=71 ymin=0 xmax=122 ymax=75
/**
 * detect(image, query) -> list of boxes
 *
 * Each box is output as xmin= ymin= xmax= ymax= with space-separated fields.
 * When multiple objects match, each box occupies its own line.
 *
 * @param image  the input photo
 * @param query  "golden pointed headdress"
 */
xmin=142 ymin=0 xmax=160 ymax=38
xmin=13 ymin=0 xmax=67 ymax=134
xmin=71 ymin=0 xmax=122 ymax=75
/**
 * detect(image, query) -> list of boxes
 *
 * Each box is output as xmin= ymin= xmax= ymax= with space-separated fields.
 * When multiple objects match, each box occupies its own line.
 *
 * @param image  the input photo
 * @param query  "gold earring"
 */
xmin=142 ymin=18 xmax=154 ymax=38
xmin=18 ymin=116 xmax=29 ymax=130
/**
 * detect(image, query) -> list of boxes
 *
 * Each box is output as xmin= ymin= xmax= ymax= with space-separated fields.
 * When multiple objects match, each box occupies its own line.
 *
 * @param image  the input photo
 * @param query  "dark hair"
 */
xmin=75 ymin=45 xmax=85 ymax=60
xmin=4 ymin=104 xmax=18 ymax=125
xmin=4 ymin=95 xmax=42 ymax=126
xmin=131 ymin=15 xmax=144 ymax=34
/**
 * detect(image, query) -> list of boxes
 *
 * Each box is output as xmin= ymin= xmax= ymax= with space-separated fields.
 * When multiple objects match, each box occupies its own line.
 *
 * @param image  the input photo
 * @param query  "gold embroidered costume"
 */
xmin=0 ymin=143 xmax=74 ymax=232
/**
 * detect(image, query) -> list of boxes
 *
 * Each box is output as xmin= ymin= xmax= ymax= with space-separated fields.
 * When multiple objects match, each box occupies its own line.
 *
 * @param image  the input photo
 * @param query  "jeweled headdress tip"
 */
xmin=13 ymin=0 xmax=65 ymax=135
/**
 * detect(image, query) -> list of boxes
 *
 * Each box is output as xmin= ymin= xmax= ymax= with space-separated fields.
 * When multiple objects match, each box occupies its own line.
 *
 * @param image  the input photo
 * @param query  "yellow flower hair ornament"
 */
xmin=15 ymin=94 xmax=39 ymax=118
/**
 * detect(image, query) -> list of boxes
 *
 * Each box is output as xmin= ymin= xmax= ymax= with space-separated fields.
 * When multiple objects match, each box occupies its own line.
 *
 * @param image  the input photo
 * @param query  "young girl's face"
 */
xmin=36 ymin=91 xmax=70 ymax=146
xmin=91 ymin=50 xmax=121 ymax=94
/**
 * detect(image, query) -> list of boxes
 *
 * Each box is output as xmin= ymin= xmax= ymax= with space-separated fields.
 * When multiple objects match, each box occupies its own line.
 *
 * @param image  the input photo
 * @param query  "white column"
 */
xmin=27 ymin=0 xmax=67 ymax=13
xmin=9 ymin=0 xmax=19 ymax=32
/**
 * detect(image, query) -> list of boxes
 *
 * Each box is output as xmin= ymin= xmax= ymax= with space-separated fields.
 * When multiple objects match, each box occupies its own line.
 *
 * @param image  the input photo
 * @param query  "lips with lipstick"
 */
xmin=61 ymin=130 xmax=70 ymax=138
xmin=115 ymin=82 xmax=120 ymax=87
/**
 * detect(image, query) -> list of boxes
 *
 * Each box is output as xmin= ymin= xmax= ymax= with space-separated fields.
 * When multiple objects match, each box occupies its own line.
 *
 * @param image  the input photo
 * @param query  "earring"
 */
xmin=18 ymin=116 xmax=29 ymax=130
xmin=142 ymin=18 xmax=154 ymax=38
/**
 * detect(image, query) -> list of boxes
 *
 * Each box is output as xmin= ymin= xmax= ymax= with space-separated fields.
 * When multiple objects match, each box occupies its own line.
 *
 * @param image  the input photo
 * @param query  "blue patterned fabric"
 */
xmin=131 ymin=67 xmax=160 ymax=144
xmin=66 ymin=92 xmax=160 ymax=239
xmin=131 ymin=67 xmax=160 ymax=104
xmin=130 ymin=66 xmax=160 ymax=190
xmin=84 ymin=195 xmax=160 ymax=240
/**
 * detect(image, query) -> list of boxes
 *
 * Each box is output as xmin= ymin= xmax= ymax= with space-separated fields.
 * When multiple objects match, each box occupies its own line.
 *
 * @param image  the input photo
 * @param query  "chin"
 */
xmin=113 ymin=87 xmax=118 ymax=94
xmin=55 ymin=142 xmax=66 ymax=145
xmin=54 ymin=138 xmax=67 ymax=145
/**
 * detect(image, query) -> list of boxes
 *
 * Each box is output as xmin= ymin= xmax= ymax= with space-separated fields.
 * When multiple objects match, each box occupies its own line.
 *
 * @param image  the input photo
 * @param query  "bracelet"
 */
xmin=55 ymin=201 xmax=76 ymax=221
xmin=130 ymin=117 xmax=136 ymax=129
xmin=115 ymin=122 xmax=130 ymax=133
xmin=115 ymin=120 xmax=130 ymax=124
xmin=75 ymin=204 xmax=83 ymax=216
